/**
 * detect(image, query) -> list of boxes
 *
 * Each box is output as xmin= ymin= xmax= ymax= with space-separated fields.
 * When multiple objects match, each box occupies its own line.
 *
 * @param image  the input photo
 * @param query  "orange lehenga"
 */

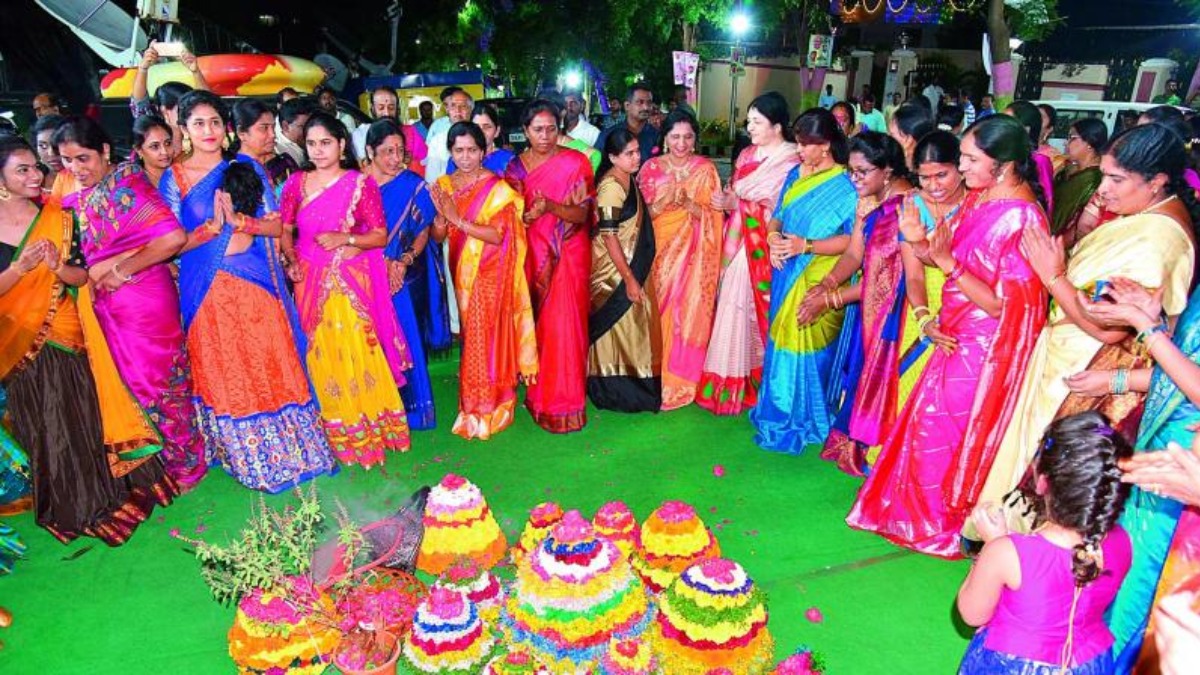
xmin=439 ymin=174 xmax=538 ymax=440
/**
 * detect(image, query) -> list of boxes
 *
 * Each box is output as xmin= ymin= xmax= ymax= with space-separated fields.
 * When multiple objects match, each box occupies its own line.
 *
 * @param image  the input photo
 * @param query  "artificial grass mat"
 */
xmin=0 ymin=357 xmax=973 ymax=673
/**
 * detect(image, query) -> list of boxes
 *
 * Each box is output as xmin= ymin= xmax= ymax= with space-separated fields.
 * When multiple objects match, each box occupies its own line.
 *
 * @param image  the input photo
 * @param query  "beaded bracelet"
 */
xmin=1110 ymin=368 xmax=1129 ymax=395
xmin=1137 ymin=321 xmax=1169 ymax=344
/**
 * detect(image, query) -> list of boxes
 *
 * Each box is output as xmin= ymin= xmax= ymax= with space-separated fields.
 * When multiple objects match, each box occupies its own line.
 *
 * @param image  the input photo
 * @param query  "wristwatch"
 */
xmin=348 ymin=235 xmax=357 ymax=247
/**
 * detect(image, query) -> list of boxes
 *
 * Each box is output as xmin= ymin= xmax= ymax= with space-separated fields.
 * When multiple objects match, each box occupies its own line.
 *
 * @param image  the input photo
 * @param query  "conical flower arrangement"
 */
xmin=416 ymin=473 xmax=507 ymax=575
xmin=631 ymin=501 xmax=721 ymax=592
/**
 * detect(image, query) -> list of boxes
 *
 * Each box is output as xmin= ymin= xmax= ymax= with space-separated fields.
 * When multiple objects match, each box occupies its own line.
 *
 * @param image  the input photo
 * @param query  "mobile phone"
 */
xmin=154 ymin=42 xmax=186 ymax=58
xmin=1092 ymin=279 xmax=1111 ymax=302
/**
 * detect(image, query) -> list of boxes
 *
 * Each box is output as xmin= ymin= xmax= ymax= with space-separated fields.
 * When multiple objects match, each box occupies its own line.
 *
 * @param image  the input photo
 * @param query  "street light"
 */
xmin=564 ymin=70 xmax=582 ymax=90
xmin=728 ymin=9 xmax=752 ymax=143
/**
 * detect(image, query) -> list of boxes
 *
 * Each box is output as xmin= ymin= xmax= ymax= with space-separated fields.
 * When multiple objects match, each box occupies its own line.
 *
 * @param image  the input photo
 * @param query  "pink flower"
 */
xmin=805 ymin=607 xmax=824 ymax=623
xmin=441 ymin=473 xmax=467 ymax=489
xmin=713 ymin=464 xmax=726 ymax=477
xmin=169 ymin=528 xmax=180 ymax=538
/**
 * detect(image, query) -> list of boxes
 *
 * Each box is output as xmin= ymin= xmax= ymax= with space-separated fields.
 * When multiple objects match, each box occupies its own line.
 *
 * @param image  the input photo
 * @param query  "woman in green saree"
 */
xmin=1051 ymin=118 xmax=1107 ymax=249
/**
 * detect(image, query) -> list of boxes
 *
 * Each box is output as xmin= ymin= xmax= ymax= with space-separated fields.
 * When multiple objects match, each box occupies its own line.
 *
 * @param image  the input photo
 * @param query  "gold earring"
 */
xmin=0 ymin=184 xmax=10 ymax=200
xmin=182 ymin=135 xmax=193 ymax=154
xmin=221 ymin=135 xmax=231 ymax=151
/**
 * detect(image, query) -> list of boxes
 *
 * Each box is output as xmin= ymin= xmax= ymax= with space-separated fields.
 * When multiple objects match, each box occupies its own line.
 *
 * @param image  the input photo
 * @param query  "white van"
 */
xmin=1031 ymin=100 xmax=1193 ymax=151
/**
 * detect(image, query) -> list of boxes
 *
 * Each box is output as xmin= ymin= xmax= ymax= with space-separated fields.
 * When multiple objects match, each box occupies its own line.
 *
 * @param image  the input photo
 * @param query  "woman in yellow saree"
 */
xmin=970 ymin=122 xmax=1197 ymax=541
xmin=0 ymin=136 xmax=175 ymax=545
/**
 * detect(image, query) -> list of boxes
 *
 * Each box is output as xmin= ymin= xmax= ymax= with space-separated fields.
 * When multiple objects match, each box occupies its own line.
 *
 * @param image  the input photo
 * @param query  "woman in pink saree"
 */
xmin=280 ymin=113 xmax=412 ymax=467
xmin=846 ymin=115 xmax=1048 ymax=558
xmin=55 ymin=117 xmax=207 ymax=491
xmin=504 ymin=100 xmax=594 ymax=433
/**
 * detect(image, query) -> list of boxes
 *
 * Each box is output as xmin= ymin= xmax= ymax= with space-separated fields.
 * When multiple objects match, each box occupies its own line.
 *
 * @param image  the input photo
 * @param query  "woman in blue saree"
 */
xmin=750 ymin=108 xmax=858 ymax=453
xmin=1080 ymin=276 xmax=1200 ymax=671
xmin=161 ymin=92 xmax=334 ymax=492
xmin=364 ymin=119 xmax=439 ymax=430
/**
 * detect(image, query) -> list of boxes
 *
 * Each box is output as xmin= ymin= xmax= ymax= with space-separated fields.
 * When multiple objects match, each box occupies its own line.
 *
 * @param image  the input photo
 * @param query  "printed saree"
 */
xmin=71 ymin=162 xmax=206 ymax=491
xmin=846 ymin=195 xmax=1048 ymax=558
xmin=505 ymin=148 xmax=594 ymax=433
xmin=439 ymin=174 xmax=537 ymax=439
xmin=697 ymin=143 xmax=800 ymax=415
xmin=280 ymin=170 xmax=413 ymax=466
xmin=161 ymin=156 xmax=334 ymax=492
xmin=750 ymin=165 xmax=857 ymax=454
xmin=638 ymin=155 xmax=722 ymax=410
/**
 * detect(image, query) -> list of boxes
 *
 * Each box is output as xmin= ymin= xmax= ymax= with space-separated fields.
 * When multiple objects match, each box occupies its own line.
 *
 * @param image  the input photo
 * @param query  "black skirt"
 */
xmin=5 ymin=345 xmax=177 ymax=546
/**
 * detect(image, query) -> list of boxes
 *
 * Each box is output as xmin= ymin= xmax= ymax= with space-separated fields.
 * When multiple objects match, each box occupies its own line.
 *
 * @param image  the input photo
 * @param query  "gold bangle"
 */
xmin=1144 ymin=331 xmax=1166 ymax=353
xmin=803 ymin=238 xmax=815 ymax=255
xmin=1048 ymin=270 xmax=1067 ymax=289
xmin=913 ymin=305 xmax=931 ymax=318
xmin=834 ymin=289 xmax=844 ymax=310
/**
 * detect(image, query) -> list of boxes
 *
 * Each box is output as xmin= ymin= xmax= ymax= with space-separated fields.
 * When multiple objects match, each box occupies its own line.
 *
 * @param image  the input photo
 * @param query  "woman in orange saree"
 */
xmin=432 ymin=122 xmax=537 ymax=439
xmin=504 ymin=99 xmax=594 ymax=433
xmin=0 ymin=136 xmax=175 ymax=545
xmin=637 ymin=109 xmax=722 ymax=410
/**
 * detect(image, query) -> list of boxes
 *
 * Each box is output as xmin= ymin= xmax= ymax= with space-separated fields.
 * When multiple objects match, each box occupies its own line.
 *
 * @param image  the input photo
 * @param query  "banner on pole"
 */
xmin=672 ymin=51 xmax=700 ymax=103
xmin=807 ymin=34 xmax=834 ymax=69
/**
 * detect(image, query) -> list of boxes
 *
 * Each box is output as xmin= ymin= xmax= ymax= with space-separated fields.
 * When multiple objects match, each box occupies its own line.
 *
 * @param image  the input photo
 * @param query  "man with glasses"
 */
xmin=424 ymin=86 xmax=475 ymax=184
xmin=594 ymin=82 xmax=659 ymax=163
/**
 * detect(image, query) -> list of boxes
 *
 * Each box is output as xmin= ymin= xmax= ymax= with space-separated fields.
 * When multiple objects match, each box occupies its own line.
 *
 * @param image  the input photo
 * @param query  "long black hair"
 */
xmin=1033 ymin=412 xmax=1132 ymax=587
xmin=1005 ymin=100 xmax=1043 ymax=147
xmin=792 ymin=107 xmax=849 ymax=165
xmin=222 ymin=161 xmax=264 ymax=216
xmin=849 ymin=131 xmax=908 ymax=180
xmin=1106 ymin=122 xmax=1200 ymax=232
xmin=748 ymin=92 xmax=793 ymax=143
xmin=155 ymin=81 xmax=194 ymax=116
xmin=301 ymin=112 xmax=357 ymax=170
xmin=965 ymin=114 xmax=1047 ymax=210
xmin=913 ymin=130 xmax=961 ymax=169
xmin=597 ymin=127 xmax=638 ymax=181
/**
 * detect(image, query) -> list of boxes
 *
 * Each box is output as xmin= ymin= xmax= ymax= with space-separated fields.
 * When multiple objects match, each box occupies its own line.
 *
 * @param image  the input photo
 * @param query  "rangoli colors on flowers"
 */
xmin=483 ymin=646 xmax=554 ymax=674
xmin=226 ymin=577 xmax=340 ymax=675
xmin=435 ymin=556 xmax=507 ymax=624
xmin=599 ymin=637 xmax=662 ymax=675
xmin=651 ymin=558 xmax=775 ymax=675
xmin=514 ymin=501 xmax=565 ymax=566
xmin=503 ymin=510 xmax=654 ymax=673
xmin=401 ymin=585 xmax=497 ymax=673
xmin=416 ymin=473 xmax=508 ymax=575
xmin=632 ymin=500 xmax=722 ymax=592
xmin=593 ymin=501 xmax=640 ymax=560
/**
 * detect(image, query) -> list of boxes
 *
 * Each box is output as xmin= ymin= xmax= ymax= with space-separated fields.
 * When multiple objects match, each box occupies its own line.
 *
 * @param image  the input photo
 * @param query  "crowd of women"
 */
xmin=5 ymin=75 xmax=1200 ymax=670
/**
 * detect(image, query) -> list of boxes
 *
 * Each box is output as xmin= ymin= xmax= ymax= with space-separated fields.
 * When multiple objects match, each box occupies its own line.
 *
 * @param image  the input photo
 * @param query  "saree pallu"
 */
xmin=73 ymin=162 xmax=205 ymax=491
xmin=1107 ymin=285 xmax=1200 ymax=672
xmin=823 ymin=196 xmax=906 ymax=475
xmin=1051 ymin=166 xmax=1102 ymax=238
xmin=281 ymin=170 xmax=412 ymax=467
xmin=846 ymin=197 xmax=1048 ymax=558
xmin=751 ymin=166 xmax=857 ymax=454
xmin=1 ymin=202 xmax=176 ymax=546
xmin=440 ymin=175 xmax=538 ymax=440
xmin=382 ymin=171 xmax=440 ymax=430
xmin=638 ymin=155 xmax=721 ymax=410
xmin=698 ymin=144 xmax=800 ymax=415
xmin=505 ymin=149 xmax=594 ymax=433
xmin=163 ymin=158 xmax=335 ymax=492
xmin=970 ymin=211 xmax=1195 ymax=539
xmin=0 ymin=388 xmax=28 ymax=572
xmin=1035 ymin=149 xmax=1061 ymax=216
xmin=588 ymin=176 xmax=662 ymax=411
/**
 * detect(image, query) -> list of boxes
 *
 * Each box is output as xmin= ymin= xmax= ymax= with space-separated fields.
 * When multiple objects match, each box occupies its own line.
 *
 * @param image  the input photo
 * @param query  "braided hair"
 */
xmin=965 ymin=114 xmax=1048 ymax=211
xmin=1033 ymin=411 xmax=1132 ymax=587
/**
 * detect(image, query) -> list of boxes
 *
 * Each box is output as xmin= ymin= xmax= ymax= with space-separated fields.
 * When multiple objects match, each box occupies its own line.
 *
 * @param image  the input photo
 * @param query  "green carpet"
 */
xmin=0 ymin=359 xmax=973 ymax=673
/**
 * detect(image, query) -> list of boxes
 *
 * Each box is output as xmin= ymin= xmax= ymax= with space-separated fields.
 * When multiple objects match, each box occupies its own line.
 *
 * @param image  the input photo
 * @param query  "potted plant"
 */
xmin=332 ymin=621 xmax=401 ymax=675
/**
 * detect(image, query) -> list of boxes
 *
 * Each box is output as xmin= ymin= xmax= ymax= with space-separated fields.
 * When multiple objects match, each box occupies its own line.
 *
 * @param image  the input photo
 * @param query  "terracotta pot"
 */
xmin=333 ymin=630 xmax=400 ymax=675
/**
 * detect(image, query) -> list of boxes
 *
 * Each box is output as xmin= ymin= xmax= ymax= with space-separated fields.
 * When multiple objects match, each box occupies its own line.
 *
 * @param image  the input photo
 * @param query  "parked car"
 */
xmin=1033 ymin=100 xmax=1193 ymax=152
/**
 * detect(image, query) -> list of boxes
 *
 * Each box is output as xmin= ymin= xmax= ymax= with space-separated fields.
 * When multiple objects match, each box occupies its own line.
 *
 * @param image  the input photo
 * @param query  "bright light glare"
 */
xmin=564 ymin=70 xmax=582 ymax=89
xmin=730 ymin=11 xmax=751 ymax=37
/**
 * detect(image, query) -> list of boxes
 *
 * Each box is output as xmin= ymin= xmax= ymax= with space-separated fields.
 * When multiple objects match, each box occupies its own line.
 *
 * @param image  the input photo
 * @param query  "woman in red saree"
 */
xmin=638 ymin=109 xmax=722 ymax=410
xmin=1 ymin=135 xmax=177 ymax=544
xmin=432 ymin=122 xmax=538 ymax=439
xmin=846 ymin=115 xmax=1048 ymax=558
xmin=504 ymin=99 xmax=594 ymax=433
xmin=697 ymin=92 xmax=800 ymax=415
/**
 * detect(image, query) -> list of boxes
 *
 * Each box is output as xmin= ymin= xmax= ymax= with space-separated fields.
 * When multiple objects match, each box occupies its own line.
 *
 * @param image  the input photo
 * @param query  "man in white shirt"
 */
xmin=424 ymin=87 xmax=475 ymax=185
xmin=922 ymin=81 xmax=944 ymax=114
xmin=563 ymin=91 xmax=599 ymax=146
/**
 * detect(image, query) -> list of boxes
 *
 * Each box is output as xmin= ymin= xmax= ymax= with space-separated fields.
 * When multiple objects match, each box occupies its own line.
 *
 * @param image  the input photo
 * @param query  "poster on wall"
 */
xmin=673 ymin=51 xmax=700 ymax=103
xmin=807 ymin=34 xmax=834 ymax=69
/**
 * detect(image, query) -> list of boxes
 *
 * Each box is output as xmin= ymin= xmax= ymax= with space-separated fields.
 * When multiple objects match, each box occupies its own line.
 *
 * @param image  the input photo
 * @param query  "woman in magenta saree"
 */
xmin=57 ymin=119 xmax=207 ymax=492
xmin=504 ymin=100 xmax=594 ymax=433
xmin=846 ymin=116 xmax=1048 ymax=558
xmin=280 ymin=113 xmax=412 ymax=467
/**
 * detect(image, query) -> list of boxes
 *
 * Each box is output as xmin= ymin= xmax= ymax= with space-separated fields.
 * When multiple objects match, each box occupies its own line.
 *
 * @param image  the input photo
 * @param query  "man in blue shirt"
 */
xmin=818 ymin=84 xmax=837 ymax=109
xmin=595 ymin=82 xmax=659 ymax=163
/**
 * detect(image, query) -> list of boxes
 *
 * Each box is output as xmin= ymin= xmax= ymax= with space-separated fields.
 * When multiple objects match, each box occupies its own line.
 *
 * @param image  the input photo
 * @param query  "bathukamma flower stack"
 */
xmin=483 ymin=646 xmax=553 ymax=674
xmin=599 ymin=638 xmax=661 ymax=675
xmin=632 ymin=500 xmax=721 ymax=592
xmin=503 ymin=510 xmax=653 ymax=672
xmin=513 ymin=501 xmax=564 ymax=566
xmin=435 ymin=556 xmax=506 ymax=623
xmin=651 ymin=558 xmax=774 ymax=675
xmin=416 ymin=473 xmax=507 ymax=575
xmin=401 ymin=586 xmax=496 ymax=673
xmin=227 ymin=576 xmax=339 ymax=675
xmin=593 ymin=501 xmax=640 ymax=560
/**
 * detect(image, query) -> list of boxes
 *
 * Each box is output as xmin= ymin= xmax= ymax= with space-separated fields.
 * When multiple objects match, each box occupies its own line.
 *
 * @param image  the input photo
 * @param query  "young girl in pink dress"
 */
xmin=956 ymin=411 xmax=1133 ymax=674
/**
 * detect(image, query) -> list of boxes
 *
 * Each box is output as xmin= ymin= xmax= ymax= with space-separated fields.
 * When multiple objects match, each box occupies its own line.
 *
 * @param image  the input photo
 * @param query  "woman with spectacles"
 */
xmin=1052 ymin=118 xmax=1108 ymax=248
